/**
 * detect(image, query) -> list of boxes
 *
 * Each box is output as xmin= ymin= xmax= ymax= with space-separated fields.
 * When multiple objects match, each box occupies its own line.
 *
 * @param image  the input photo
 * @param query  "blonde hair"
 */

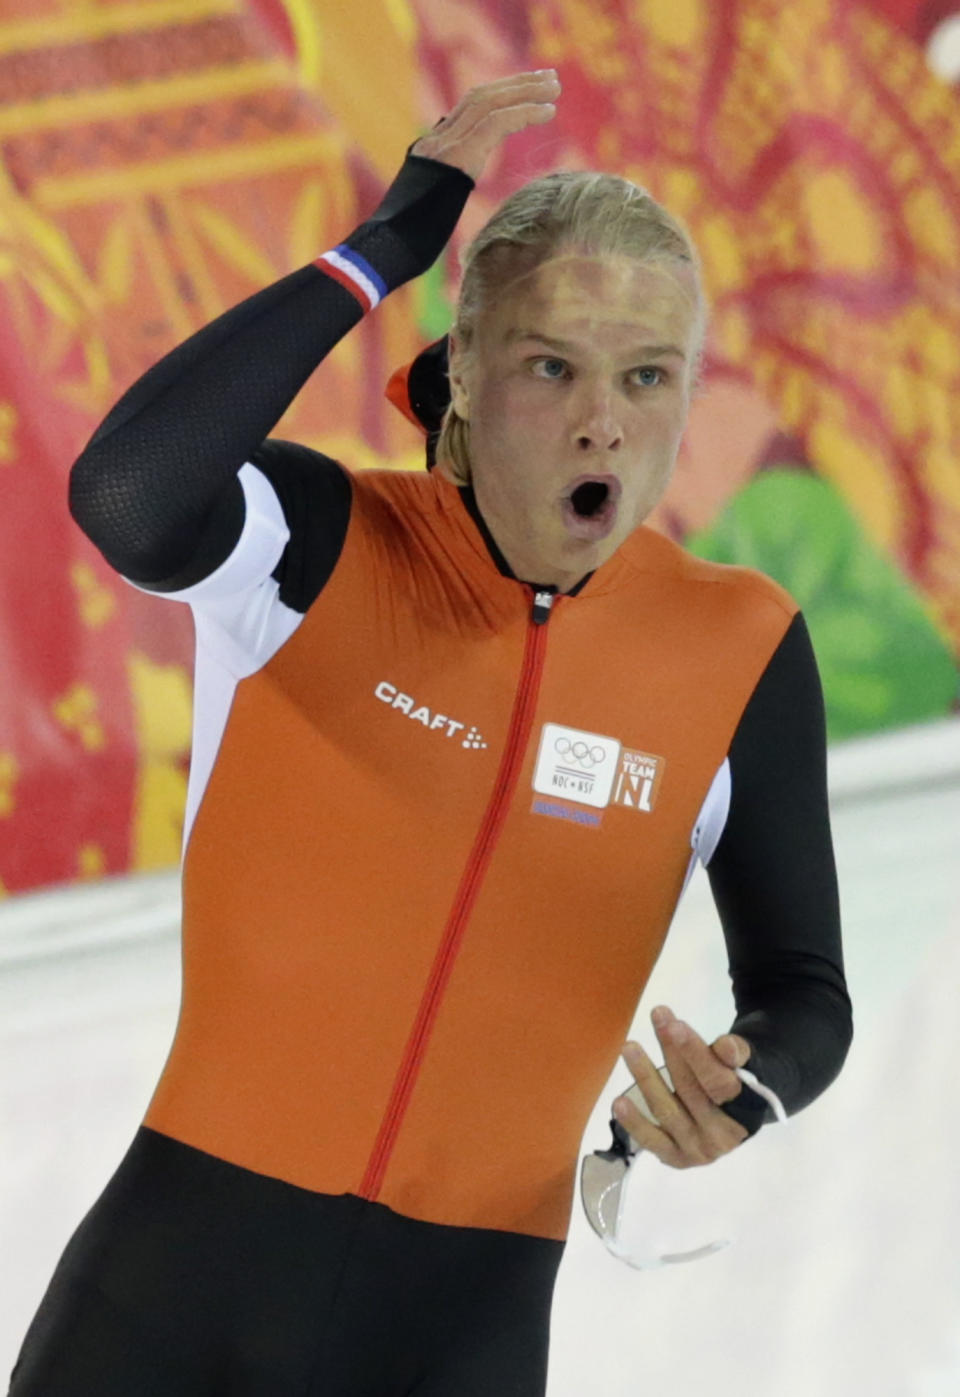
xmin=436 ymin=171 xmax=708 ymax=487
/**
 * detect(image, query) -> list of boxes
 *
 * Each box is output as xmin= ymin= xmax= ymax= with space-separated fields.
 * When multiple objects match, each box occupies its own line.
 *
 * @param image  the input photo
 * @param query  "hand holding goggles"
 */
xmin=580 ymin=1063 xmax=787 ymax=1270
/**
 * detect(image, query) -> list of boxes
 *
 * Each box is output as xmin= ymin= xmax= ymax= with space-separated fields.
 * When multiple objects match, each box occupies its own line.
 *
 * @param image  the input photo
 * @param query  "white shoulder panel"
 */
xmin=121 ymin=461 xmax=289 ymax=604
xmin=179 ymin=644 xmax=237 ymax=862
xmin=679 ymin=757 xmax=732 ymax=899
xmin=120 ymin=462 xmax=309 ymax=859
xmin=692 ymin=757 xmax=732 ymax=867
xmin=118 ymin=460 xmax=305 ymax=675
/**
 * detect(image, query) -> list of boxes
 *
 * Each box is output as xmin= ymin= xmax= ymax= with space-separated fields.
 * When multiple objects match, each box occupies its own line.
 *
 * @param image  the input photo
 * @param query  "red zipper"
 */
xmin=359 ymin=587 xmax=558 ymax=1200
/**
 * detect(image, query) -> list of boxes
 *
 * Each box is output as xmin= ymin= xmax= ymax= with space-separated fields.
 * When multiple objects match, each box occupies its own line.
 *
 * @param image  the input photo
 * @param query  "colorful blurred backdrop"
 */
xmin=1 ymin=0 xmax=957 ymax=894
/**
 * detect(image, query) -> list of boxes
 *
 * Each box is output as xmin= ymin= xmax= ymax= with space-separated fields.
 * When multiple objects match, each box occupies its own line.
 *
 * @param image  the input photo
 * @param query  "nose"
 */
xmin=571 ymin=383 xmax=624 ymax=453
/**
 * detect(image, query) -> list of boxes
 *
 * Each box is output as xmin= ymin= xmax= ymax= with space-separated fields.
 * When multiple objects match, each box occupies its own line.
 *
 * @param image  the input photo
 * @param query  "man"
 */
xmin=10 ymin=72 xmax=851 ymax=1397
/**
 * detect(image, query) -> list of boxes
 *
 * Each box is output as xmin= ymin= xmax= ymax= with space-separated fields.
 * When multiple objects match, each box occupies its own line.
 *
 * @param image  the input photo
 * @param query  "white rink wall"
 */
xmin=1 ymin=717 xmax=958 ymax=1396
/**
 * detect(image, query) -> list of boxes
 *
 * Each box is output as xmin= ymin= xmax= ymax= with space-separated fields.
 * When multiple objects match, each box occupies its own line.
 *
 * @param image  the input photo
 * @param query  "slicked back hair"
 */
xmin=436 ymin=170 xmax=708 ymax=486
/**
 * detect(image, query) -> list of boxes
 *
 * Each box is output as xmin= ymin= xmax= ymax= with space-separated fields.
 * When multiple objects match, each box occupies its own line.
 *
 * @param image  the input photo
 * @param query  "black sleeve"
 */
xmin=67 ymin=151 xmax=474 ymax=587
xmin=711 ymin=612 xmax=854 ymax=1138
xmin=248 ymin=439 xmax=352 ymax=613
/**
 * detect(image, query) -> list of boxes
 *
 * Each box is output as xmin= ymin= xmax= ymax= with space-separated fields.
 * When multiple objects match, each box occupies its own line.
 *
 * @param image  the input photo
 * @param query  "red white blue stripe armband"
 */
xmin=314 ymin=245 xmax=388 ymax=313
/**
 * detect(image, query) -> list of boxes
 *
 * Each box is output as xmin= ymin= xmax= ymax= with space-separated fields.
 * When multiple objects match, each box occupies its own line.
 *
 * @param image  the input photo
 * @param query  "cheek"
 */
xmin=475 ymin=379 xmax=556 ymax=447
xmin=633 ymin=400 xmax=687 ymax=449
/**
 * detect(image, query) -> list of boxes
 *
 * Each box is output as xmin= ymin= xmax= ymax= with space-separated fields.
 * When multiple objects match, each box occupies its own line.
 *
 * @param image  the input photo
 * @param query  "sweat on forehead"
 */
xmin=481 ymin=249 xmax=693 ymax=315
xmin=474 ymin=253 xmax=698 ymax=346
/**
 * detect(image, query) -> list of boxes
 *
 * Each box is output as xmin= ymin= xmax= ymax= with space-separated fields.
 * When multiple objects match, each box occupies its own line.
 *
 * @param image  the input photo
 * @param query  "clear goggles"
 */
xmin=580 ymin=1063 xmax=787 ymax=1270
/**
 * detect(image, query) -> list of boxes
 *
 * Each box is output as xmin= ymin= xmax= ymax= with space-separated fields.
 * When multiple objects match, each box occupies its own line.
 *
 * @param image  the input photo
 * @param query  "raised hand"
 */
xmin=410 ymin=70 xmax=561 ymax=183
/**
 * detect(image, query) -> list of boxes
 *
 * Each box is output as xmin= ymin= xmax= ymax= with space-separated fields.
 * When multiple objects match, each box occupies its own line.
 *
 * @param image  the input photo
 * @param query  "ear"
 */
xmin=447 ymin=331 xmax=471 ymax=421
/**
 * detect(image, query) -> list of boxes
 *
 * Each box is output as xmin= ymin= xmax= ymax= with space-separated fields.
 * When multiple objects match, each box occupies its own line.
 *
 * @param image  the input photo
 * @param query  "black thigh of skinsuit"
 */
xmin=7 ymin=1127 xmax=565 ymax=1397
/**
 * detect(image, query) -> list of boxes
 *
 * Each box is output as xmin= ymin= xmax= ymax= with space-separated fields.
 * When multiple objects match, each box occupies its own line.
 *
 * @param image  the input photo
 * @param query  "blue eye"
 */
xmin=534 ymin=358 xmax=569 ymax=379
xmin=633 ymin=366 xmax=665 ymax=387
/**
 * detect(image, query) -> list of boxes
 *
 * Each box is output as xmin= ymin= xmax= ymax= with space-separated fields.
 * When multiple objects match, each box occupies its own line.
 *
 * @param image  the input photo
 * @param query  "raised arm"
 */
xmin=67 ymin=71 xmax=559 ymax=588
xmin=67 ymin=152 xmax=474 ymax=585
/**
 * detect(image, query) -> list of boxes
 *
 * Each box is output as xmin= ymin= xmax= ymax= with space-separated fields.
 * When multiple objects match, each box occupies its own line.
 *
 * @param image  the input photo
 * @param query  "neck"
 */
xmin=435 ymin=456 xmax=596 ymax=593
xmin=463 ymin=475 xmax=593 ymax=594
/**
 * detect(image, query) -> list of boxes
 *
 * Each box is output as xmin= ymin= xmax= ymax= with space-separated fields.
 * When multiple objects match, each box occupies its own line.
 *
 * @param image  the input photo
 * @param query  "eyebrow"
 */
xmin=505 ymin=330 xmax=687 ymax=361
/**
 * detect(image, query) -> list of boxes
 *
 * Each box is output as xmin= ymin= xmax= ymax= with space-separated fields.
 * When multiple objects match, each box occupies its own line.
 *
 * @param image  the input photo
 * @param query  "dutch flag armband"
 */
xmin=314 ymin=244 xmax=388 ymax=314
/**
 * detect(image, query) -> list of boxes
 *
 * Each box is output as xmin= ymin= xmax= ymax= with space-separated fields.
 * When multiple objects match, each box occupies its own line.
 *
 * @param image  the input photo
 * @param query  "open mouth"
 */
xmin=570 ymin=481 xmax=610 ymax=518
xmin=561 ymin=474 xmax=622 ymax=541
xmin=565 ymin=474 xmax=622 ymax=518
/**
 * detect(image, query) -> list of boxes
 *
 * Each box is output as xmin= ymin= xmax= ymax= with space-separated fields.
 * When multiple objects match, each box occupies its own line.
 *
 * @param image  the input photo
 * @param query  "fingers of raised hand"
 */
xmin=413 ymin=71 xmax=560 ymax=178
xmin=490 ymin=100 xmax=559 ymax=133
xmin=451 ymin=70 xmax=561 ymax=120
xmin=438 ymin=95 xmax=555 ymax=146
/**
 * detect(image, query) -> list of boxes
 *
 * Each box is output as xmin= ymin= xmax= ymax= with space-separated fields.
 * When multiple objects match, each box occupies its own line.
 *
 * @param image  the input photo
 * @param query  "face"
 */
xmin=440 ymin=253 xmax=700 ymax=593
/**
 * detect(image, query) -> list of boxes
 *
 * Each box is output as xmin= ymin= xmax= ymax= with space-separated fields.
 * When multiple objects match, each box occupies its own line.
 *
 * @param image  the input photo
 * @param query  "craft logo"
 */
xmin=374 ymin=681 xmax=487 ymax=749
